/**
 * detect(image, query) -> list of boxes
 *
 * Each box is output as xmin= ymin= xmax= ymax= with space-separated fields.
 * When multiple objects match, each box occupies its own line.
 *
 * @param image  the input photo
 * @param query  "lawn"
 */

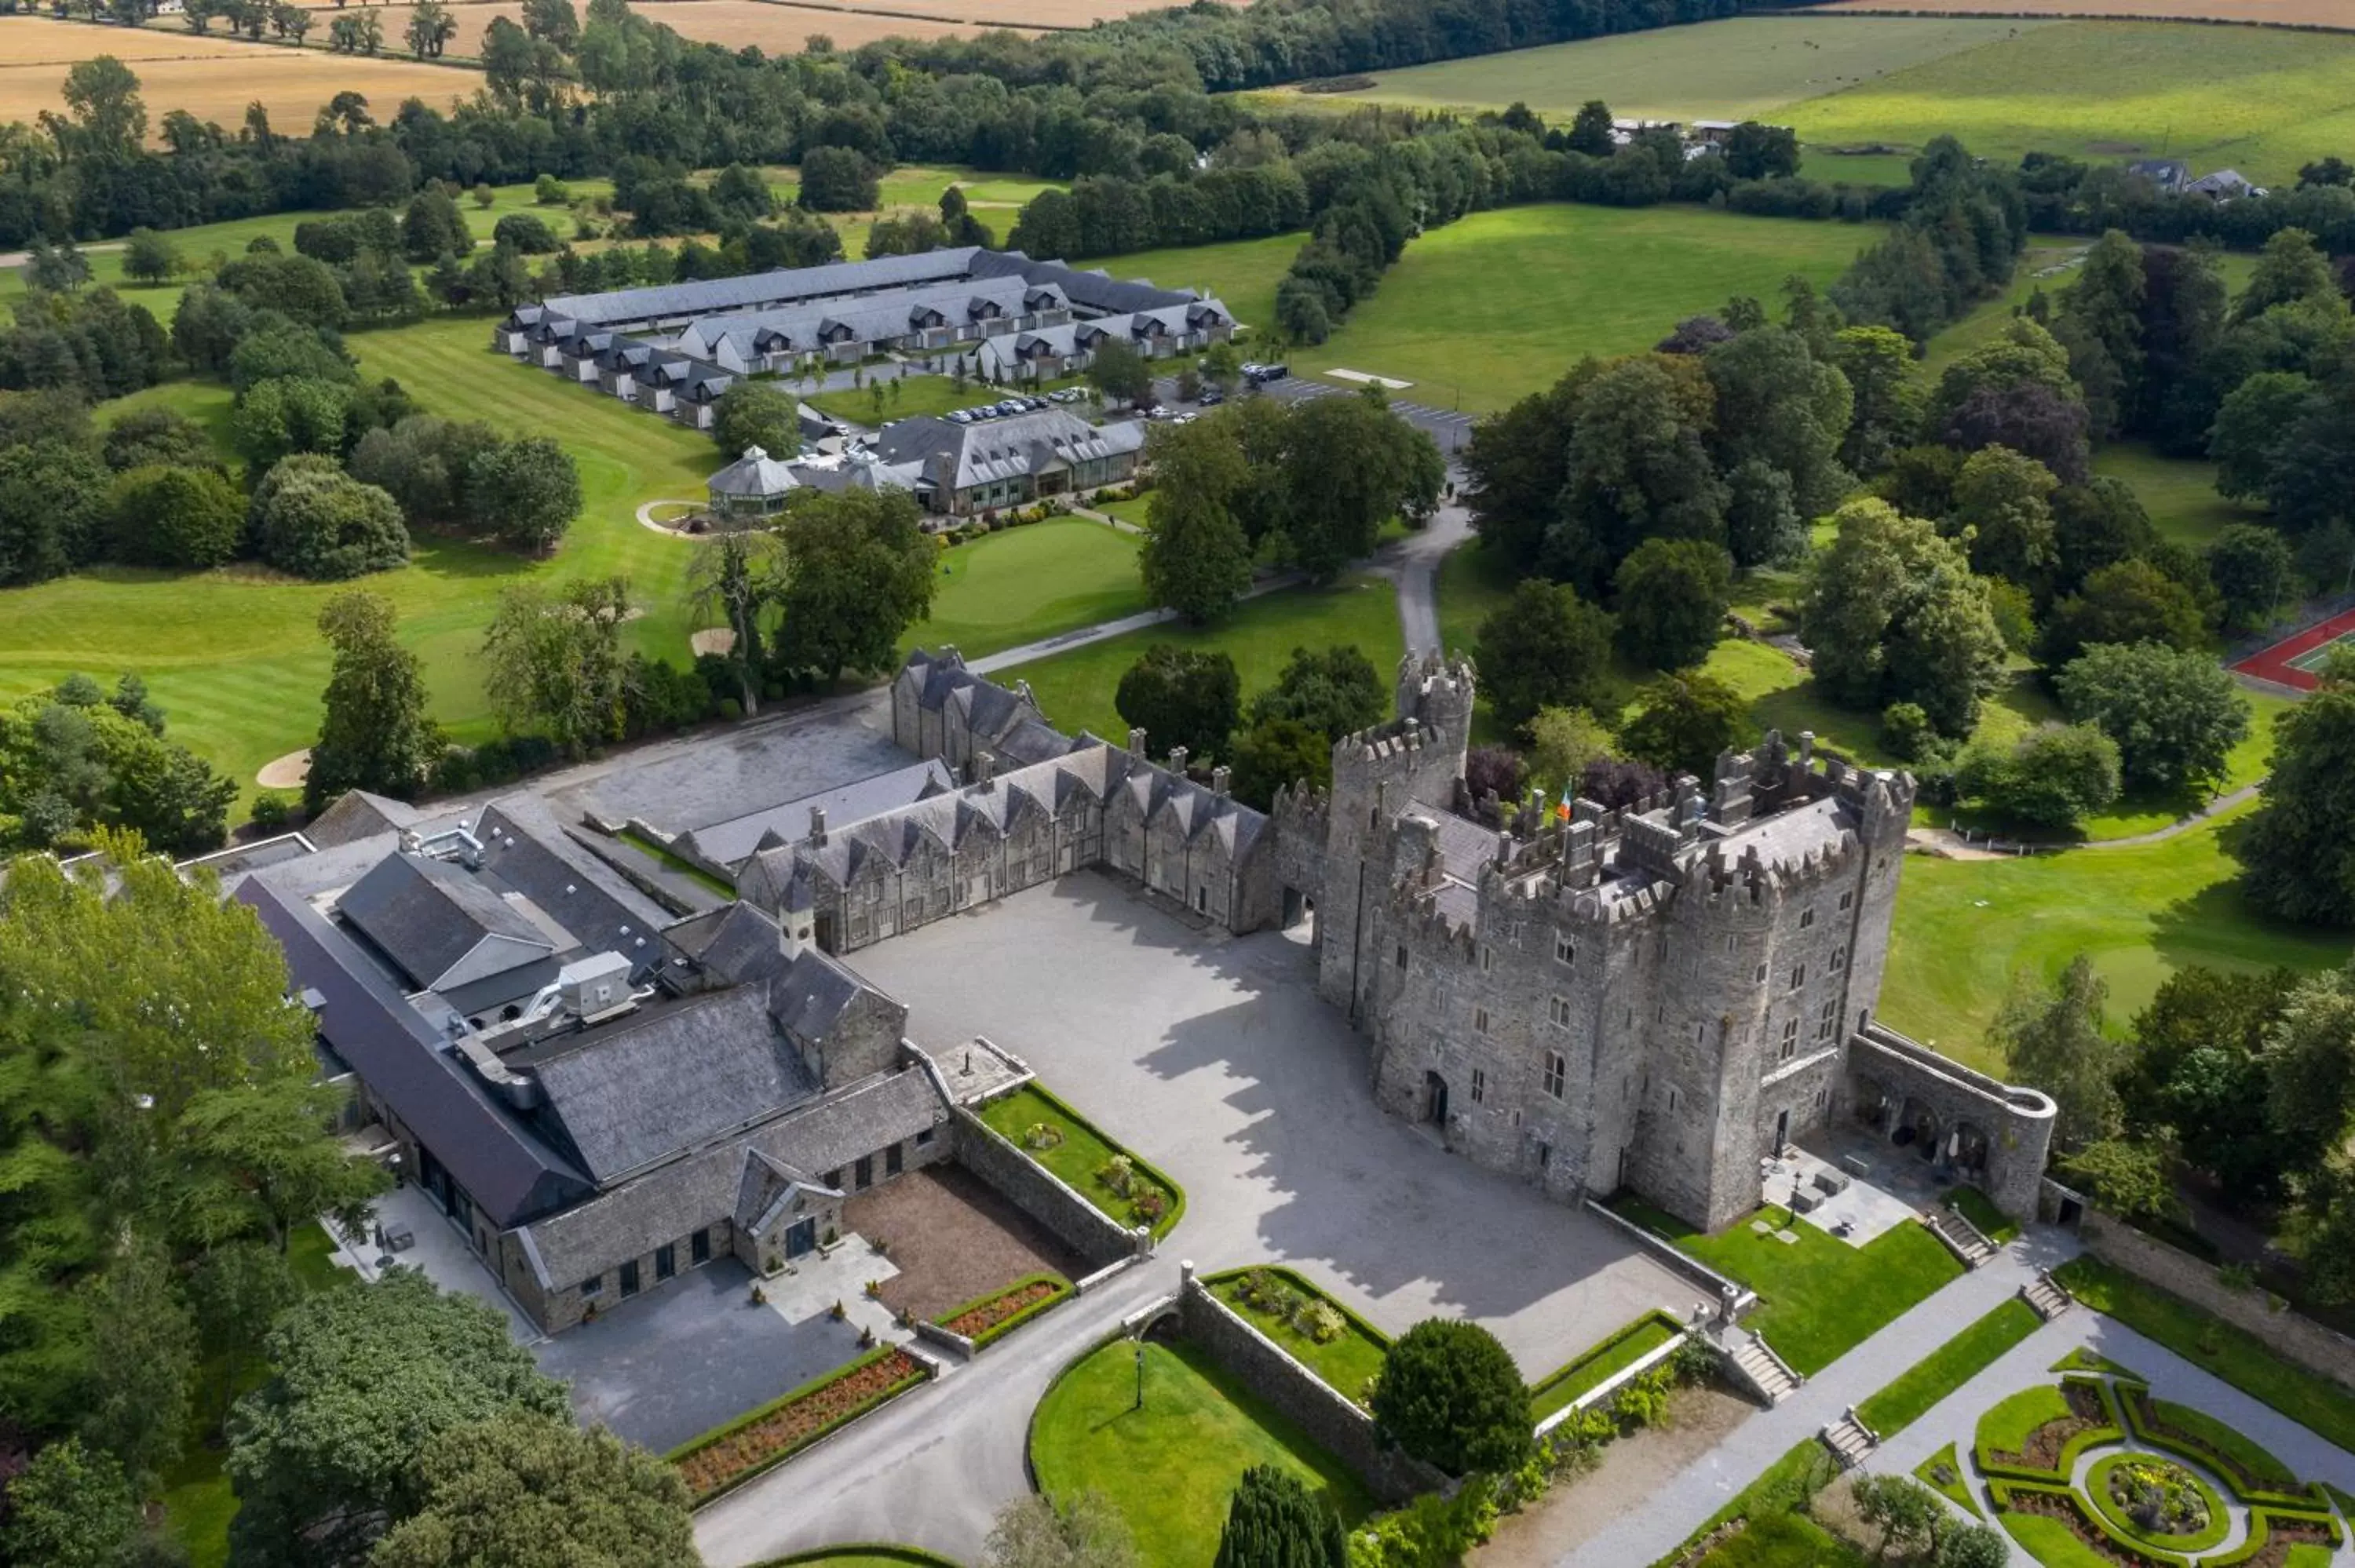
xmin=993 ymin=574 xmax=1402 ymax=749
xmin=1915 ymin=1442 xmax=1983 ymax=1517
xmin=1029 ymin=1339 xmax=1375 ymax=1568
xmin=1090 ymin=494 xmax=1152 ymax=529
xmin=1272 ymin=16 xmax=2043 ymax=126
xmin=1976 ymin=1383 xmax=2077 ymax=1459
xmin=1206 ymin=1266 xmax=1389 ymax=1404
xmin=1611 ymin=1198 xmax=1962 ymax=1377
xmin=1948 ymin=1187 xmax=2021 ymax=1246
xmin=1692 ymin=1510 xmax=1872 ymax=1568
xmin=1781 ymin=20 xmax=2355 ymax=186
xmin=1088 ymin=232 xmax=1307 ymax=341
xmin=1879 ymin=804 xmax=2346 ymax=1071
xmin=1292 ymin=205 xmax=1875 ymax=413
xmin=805 ymin=372 xmax=1088 ymax=426
xmin=1856 ymin=1298 xmax=2043 ymax=1438
xmin=975 ymin=1082 xmax=1184 ymax=1239
xmin=2092 ymin=443 xmax=2266 ymax=552
xmin=906 ymin=520 xmax=1148 ymax=660
xmin=2056 ymin=1257 xmax=2355 ymax=1457
xmin=1528 ymin=1309 xmax=1684 ymax=1424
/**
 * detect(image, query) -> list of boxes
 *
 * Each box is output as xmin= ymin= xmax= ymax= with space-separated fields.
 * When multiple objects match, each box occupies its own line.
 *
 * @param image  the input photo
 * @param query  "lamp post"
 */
xmin=1134 ymin=1340 xmax=1145 ymax=1410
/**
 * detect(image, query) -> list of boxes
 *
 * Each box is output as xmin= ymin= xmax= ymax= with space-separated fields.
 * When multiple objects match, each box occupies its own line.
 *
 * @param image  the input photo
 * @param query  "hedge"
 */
xmin=752 ymin=1548 xmax=963 ymax=1568
xmin=933 ymin=1271 xmax=1072 ymax=1351
xmin=667 ymin=1345 xmax=930 ymax=1503
xmin=1528 ymin=1308 xmax=1685 ymax=1423
xmin=1988 ymin=1480 xmax=2193 ymax=1568
xmin=1974 ymin=1378 xmax=2120 ymax=1484
xmin=2115 ymin=1381 xmax=2320 ymax=1508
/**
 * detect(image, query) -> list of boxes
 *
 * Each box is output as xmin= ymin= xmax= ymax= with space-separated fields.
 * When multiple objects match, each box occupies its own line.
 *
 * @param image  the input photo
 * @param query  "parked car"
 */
xmin=1049 ymin=387 xmax=1086 ymax=403
xmin=1257 ymin=361 xmax=1290 ymax=383
xmin=1240 ymin=362 xmax=1265 ymax=379
xmin=1197 ymin=388 xmax=1225 ymax=407
xmin=947 ymin=409 xmax=973 ymax=424
xmin=995 ymin=399 xmax=1026 ymax=415
xmin=1144 ymin=404 xmax=1170 ymax=420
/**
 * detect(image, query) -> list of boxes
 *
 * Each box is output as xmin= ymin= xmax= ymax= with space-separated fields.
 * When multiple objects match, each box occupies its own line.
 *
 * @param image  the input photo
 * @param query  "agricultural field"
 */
xmin=801 ymin=0 xmax=1214 ymax=24
xmin=1812 ymin=0 xmax=2355 ymax=27
xmin=1291 ymin=204 xmax=1873 ymax=413
xmin=1271 ymin=15 xmax=2046 ymax=125
xmin=600 ymin=1 xmax=1035 ymax=49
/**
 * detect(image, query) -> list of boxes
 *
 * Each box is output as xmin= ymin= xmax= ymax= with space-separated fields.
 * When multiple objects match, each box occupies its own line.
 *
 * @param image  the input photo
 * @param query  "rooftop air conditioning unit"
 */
xmin=559 ymin=952 xmax=636 ymax=1019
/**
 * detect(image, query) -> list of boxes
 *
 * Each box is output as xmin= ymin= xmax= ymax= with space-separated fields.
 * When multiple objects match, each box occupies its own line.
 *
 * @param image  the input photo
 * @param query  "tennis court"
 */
xmin=2234 ymin=605 xmax=2355 ymax=691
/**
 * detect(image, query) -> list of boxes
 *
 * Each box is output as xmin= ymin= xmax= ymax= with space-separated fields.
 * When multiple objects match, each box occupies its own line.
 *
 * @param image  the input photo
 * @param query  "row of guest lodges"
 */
xmin=494 ymin=246 xmax=1236 ymax=432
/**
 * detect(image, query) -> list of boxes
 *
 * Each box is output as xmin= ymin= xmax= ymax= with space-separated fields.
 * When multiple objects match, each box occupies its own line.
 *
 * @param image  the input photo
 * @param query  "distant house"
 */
xmin=2188 ymin=169 xmax=2265 ymax=202
xmin=2126 ymin=158 xmax=2190 ymax=194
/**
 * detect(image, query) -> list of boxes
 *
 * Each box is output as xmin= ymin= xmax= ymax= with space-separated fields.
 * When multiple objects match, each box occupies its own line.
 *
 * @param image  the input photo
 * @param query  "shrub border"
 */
xmin=2114 ymin=1380 xmax=2323 ymax=1510
xmin=1973 ymin=1376 xmax=2121 ymax=1483
xmin=1988 ymin=1479 xmax=2194 ymax=1568
xmin=1527 ymin=1308 xmax=1685 ymax=1418
xmin=933 ymin=1271 xmax=1073 ymax=1352
xmin=668 ymin=1345 xmax=931 ymax=1504
xmin=984 ymin=1080 xmax=1188 ymax=1240
xmin=2082 ymin=1450 xmax=2233 ymax=1556
xmin=1203 ymin=1265 xmax=1393 ymax=1347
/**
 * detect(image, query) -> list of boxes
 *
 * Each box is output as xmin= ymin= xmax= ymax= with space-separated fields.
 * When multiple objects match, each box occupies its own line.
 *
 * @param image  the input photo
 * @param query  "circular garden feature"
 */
xmin=1965 ymin=1373 xmax=2346 ymax=1567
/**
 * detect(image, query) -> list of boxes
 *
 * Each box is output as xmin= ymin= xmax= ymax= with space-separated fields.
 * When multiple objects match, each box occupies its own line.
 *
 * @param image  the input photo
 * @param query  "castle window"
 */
xmin=1536 ymin=1141 xmax=1551 ymax=1169
xmin=1814 ymin=1088 xmax=1828 ymax=1109
xmin=1480 ymin=945 xmax=1494 ymax=972
xmin=1816 ymin=997 xmax=1838 ymax=1041
xmin=1779 ymin=1019 xmax=1798 ymax=1061
xmin=1474 ymin=1007 xmax=1491 ymax=1034
xmin=1839 ymin=891 xmax=1854 ymax=910
xmin=1397 ymin=944 xmax=1410 ymax=970
xmin=1693 ymin=1020 xmax=1707 ymax=1045
xmin=1543 ymin=1051 xmax=1565 ymax=1099
xmin=1723 ymin=934 xmax=1736 ymax=954
xmin=1470 ymin=1068 xmax=1486 ymax=1103
xmin=1754 ymin=963 xmax=1767 ymax=984
xmin=1800 ymin=907 xmax=1816 ymax=929
xmin=1667 ymin=1088 xmax=1681 ymax=1116
xmin=1789 ymin=964 xmax=1806 ymax=991
xmin=1555 ymin=932 xmax=1575 ymax=965
xmin=1831 ymin=946 xmax=1847 ymax=972
xmin=1549 ymin=995 xmax=1572 ymax=1028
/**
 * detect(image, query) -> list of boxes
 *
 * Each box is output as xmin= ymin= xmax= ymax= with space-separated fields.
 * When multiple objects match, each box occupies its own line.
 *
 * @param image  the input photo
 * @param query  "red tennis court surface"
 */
xmin=2233 ymin=605 xmax=2355 ymax=691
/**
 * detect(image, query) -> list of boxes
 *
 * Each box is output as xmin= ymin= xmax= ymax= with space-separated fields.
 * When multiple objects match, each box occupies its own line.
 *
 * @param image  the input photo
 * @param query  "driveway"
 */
xmin=846 ymin=873 xmax=1689 ymax=1375
xmin=537 ymin=1258 xmax=866 ymax=1454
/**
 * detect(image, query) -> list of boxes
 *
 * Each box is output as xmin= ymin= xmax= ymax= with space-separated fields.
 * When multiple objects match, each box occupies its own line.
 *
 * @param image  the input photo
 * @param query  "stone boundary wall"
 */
xmin=951 ymin=1107 xmax=1137 ymax=1271
xmin=2079 ymin=1211 xmax=2355 ymax=1395
xmin=1176 ymin=1272 xmax=1447 ymax=1506
xmin=1075 ymin=1254 xmax=1145 ymax=1294
xmin=1583 ymin=1198 xmax=1758 ymax=1313
xmin=913 ymin=1319 xmax=973 ymax=1357
xmin=1532 ymin=1328 xmax=1693 ymax=1437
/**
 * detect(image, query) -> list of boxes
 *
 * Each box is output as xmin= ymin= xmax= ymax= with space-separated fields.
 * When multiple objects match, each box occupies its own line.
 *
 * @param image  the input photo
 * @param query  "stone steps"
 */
xmin=1731 ymin=1335 xmax=1802 ymax=1405
xmin=1821 ymin=1410 xmax=1879 ymax=1469
xmin=1923 ymin=1206 xmax=1999 ymax=1269
xmin=2022 ymin=1271 xmax=2073 ymax=1322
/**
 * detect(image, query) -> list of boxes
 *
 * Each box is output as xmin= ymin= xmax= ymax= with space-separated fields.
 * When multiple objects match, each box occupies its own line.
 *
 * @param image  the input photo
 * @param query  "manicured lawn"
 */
xmin=1029 ymin=1339 xmax=1375 ymax=1568
xmin=975 ymin=1082 xmax=1183 ymax=1239
xmin=1207 ymin=1267 xmax=1389 ymax=1406
xmin=1693 ymin=1510 xmax=1872 ymax=1568
xmin=907 ymin=520 xmax=1148 ymax=660
xmin=2054 ymin=1348 xmax=2144 ymax=1380
xmin=1279 ymin=16 xmax=2040 ymax=126
xmin=2141 ymin=1395 xmax=2306 ymax=1491
xmin=1090 ymin=494 xmax=1152 ymax=529
xmin=1611 ymin=1199 xmax=1962 ymax=1377
xmin=1782 ymin=20 xmax=2355 ymax=187
xmin=1857 ymin=1298 xmax=2042 ymax=1437
xmin=1976 ymin=1384 xmax=2076 ymax=1459
xmin=2093 ymin=444 xmax=2266 ymax=552
xmin=1880 ymin=804 xmax=2346 ymax=1071
xmin=1916 ymin=1442 xmax=1983 ymax=1517
xmin=1948 ymin=1187 xmax=2021 ymax=1246
xmin=1291 ymin=205 xmax=1875 ymax=412
xmin=1995 ymin=1508 xmax=2117 ymax=1568
xmin=993 ymin=574 xmax=1402 ymax=753
xmin=1433 ymin=538 xmax=1518 ymax=669
xmin=1528 ymin=1310 xmax=1683 ymax=1424
xmin=805 ymin=372 xmax=1088 ymax=425
xmin=1088 ymin=232 xmax=1308 ymax=342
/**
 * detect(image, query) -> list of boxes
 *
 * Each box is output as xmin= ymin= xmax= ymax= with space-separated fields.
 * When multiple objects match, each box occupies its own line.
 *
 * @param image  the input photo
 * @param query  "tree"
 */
xmin=2242 ymin=656 xmax=2355 ymax=925
xmin=1228 ymin=717 xmax=1328 ymax=809
xmin=480 ymin=578 xmax=633 ymax=758
xmin=1832 ymin=324 xmax=1921 ymax=478
xmin=1370 ymin=1318 xmax=1532 ymax=1477
xmin=78 ymin=1235 xmax=198 ymax=1489
xmin=1273 ymin=393 xmax=1442 ymax=581
xmin=685 ymin=530 xmax=781 ymax=717
xmin=1618 ymin=672 xmax=1751 ymax=778
xmin=2206 ymin=371 xmax=2314 ymax=502
xmin=121 ymin=226 xmax=178 ymax=286
xmin=467 ymin=436 xmax=580 ymax=553
xmin=1086 ymin=338 xmax=1153 ymax=409
xmin=1213 ymin=1464 xmax=1347 ymax=1568
xmin=232 ymin=374 xmax=352 ymax=467
xmin=226 ymin=1271 xmax=571 ymax=1568
xmin=58 ymin=56 xmax=146 ymax=159
xmin=1565 ymin=100 xmax=1615 ymax=157
xmin=1723 ymin=121 xmax=1800 ymax=181
xmin=188 ymin=1241 xmax=299 ymax=1428
xmin=1115 ymin=646 xmax=1240 ymax=764
xmin=1988 ymin=955 xmax=2120 ymax=1150
xmin=103 ymin=406 xmax=214 ymax=472
xmin=1551 ymin=355 xmax=1727 ymax=596
xmin=1243 ymin=646 xmax=1385 ymax=744
xmin=1141 ymin=417 xmax=1254 ymax=623
xmin=0 ymin=1438 xmax=145 ymax=1568
xmin=369 ymin=1413 xmax=698 ymax=1568
xmin=1473 ymin=581 xmax=1614 ymax=731
xmin=771 ymin=489 xmax=937 ymax=681
xmin=984 ymin=1492 xmax=1137 ymax=1568
xmin=1851 ymin=1475 xmax=1944 ymax=1561
xmin=1956 ymin=723 xmax=2120 ymax=832
xmin=1800 ymin=498 xmax=2006 ymax=738
xmin=2263 ymin=964 xmax=2355 ymax=1182
xmin=309 ymin=591 xmax=443 ymax=811
xmin=1703 ymin=324 xmax=1853 ymax=536
xmin=2235 ymin=227 xmax=2337 ymax=322
xmin=400 ymin=188 xmax=471 ymax=263
xmin=27 ymin=236 xmax=92 ymax=294
xmin=1612 ymin=538 xmax=1732 ymax=670
xmin=2054 ymin=641 xmax=2249 ymax=796
xmin=796 ymin=146 xmax=878 ymax=212
xmin=108 ymin=462 xmax=243 ymax=569
xmin=491 ymin=212 xmax=560 ymax=254
xmin=2206 ymin=523 xmax=2294 ymax=635
xmin=711 ymin=383 xmax=800 ymax=460
xmin=2037 ymin=559 xmax=2207 ymax=666
xmin=1949 ymin=445 xmax=2058 ymax=590
xmin=251 ymin=455 xmax=411 ymax=581
xmin=2121 ymin=966 xmax=2298 ymax=1201
xmin=1524 ymin=706 xmax=1616 ymax=797
xmin=403 ymin=0 xmax=456 ymax=55
xmin=2058 ymin=1139 xmax=2181 ymax=1225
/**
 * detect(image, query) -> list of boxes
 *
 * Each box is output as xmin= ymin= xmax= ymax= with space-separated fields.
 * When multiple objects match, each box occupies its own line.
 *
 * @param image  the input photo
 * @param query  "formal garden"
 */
xmin=973 ymin=1081 xmax=1187 ymax=1239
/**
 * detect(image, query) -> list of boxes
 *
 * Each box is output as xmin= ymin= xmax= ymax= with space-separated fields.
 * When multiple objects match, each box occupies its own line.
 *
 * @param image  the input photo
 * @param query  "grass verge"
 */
xmin=974 ymin=1081 xmax=1185 ymax=1239
xmin=1916 ymin=1442 xmax=1982 ymax=1518
xmin=1205 ymin=1265 xmax=1389 ymax=1406
xmin=1528 ymin=1309 xmax=1685 ymax=1425
xmin=1947 ymin=1187 xmax=2021 ymax=1246
xmin=1857 ymin=1297 xmax=2042 ymax=1438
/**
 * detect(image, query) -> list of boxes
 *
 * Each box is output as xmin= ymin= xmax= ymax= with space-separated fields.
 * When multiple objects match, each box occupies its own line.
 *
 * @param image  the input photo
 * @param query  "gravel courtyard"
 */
xmin=844 ymin=1164 xmax=1090 ymax=1320
xmin=848 ymin=872 xmax=1692 ymax=1377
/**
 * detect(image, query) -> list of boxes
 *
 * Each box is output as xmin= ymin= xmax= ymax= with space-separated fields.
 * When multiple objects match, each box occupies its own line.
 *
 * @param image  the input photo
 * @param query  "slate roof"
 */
xmin=674 ymin=275 xmax=1059 ymax=363
xmin=675 ymin=757 xmax=955 ymax=870
xmin=871 ymin=409 xmax=1145 ymax=493
xmin=305 ymin=789 xmax=422 ymax=849
xmin=767 ymin=946 xmax=885 ymax=1045
xmin=237 ymin=879 xmax=591 ymax=1227
xmin=706 ymin=445 xmax=802 ymax=500
xmin=533 ymin=249 xmax=987 ymax=330
xmin=529 ymin=986 xmax=817 ymax=1184
xmin=966 ymin=250 xmax=1200 ymax=315
xmin=472 ymin=797 xmax=672 ymax=978
xmin=337 ymin=852 xmax=557 ymax=994
xmin=663 ymin=900 xmax=787 ymax=986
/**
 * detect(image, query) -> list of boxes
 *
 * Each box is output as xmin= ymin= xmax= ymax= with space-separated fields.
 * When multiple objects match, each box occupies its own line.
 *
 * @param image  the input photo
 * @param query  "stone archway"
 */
xmin=1948 ymin=1119 xmax=1992 ymax=1179
xmin=1894 ymin=1096 xmax=1941 ymax=1161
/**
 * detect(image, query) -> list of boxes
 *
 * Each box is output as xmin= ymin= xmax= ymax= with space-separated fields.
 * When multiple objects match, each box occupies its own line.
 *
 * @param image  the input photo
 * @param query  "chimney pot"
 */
xmin=1128 ymin=727 xmax=1147 ymax=757
xmin=1168 ymin=745 xmax=1189 ymax=777
xmin=1211 ymin=765 xmax=1231 ymax=798
xmin=809 ymin=807 xmax=827 ymax=846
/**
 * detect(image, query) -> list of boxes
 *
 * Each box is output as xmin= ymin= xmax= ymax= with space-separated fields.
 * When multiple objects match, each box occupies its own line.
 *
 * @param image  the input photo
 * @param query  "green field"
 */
xmin=1090 ymin=232 xmax=1308 ymax=340
xmin=1784 ymin=21 xmax=2355 ymax=186
xmin=1293 ymin=205 xmax=1874 ymax=413
xmin=907 ymin=520 xmax=1147 ymax=659
xmin=995 ymin=574 xmax=1404 ymax=749
xmin=1282 ymin=15 xmax=2044 ymax=126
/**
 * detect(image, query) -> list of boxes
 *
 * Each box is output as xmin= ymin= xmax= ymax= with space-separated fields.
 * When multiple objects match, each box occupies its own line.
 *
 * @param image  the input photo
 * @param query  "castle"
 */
xmin=734 ymin=647 xmax=2055 ymax=1235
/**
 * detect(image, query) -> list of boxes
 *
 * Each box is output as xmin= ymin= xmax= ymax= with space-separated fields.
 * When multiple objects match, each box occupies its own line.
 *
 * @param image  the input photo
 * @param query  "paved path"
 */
xmin=1556 ymin=1230 xmax=2084 ymax=1567
xmin=693 ymin=1259 xmax=1177 ymax=1566
xmin=1909 ymin=781 xmax=2266 ymax=861
xmin=966 ymin=572 xmax=1302 ymax=676
xmin=1365 ymin=497 xmax=1471 ymax=658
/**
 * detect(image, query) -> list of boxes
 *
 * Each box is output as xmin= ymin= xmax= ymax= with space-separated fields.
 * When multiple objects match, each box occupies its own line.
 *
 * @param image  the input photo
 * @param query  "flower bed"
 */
xmin=1977 ymin=1377 xmax=2118 ymax=1481
xmin=670 ymin=1347 xmax=929 ymax=1503
xmin=2205 ymin=1509 xmax=2341 ymax=1568
xmin=2085 ymin=1453 xmax=2229 ymax=1555
xmin=1991 ymin=1482 xmax=2193 ymax=1568
xmin=2116 ymin=1383 xmax=2317 ymax=1507
xmin=934 ymin=1271 xmax=1071 ymax=1351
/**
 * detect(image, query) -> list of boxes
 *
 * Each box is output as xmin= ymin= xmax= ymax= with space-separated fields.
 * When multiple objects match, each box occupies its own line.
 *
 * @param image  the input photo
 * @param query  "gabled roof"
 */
xmin=767 ymin=945 xmax=896 ymax=1046
xmin=871 ymin=408 xmax=1145 ymax=493
xmin=305 ymin=789 xmax=422 ymax=849
xmin=336 ymin=852 xmax=557 ymax=994
xmin=676 ymin=756 xmax=955 ymax=871
xmin=471 ymin=797 xmax=671 ymax=979
xmin=663 ymin=900 xmax=787 ymax=986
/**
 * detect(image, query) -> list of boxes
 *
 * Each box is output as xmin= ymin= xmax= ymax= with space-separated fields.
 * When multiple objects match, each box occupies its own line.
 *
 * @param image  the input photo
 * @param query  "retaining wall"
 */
xmin=951 ymin=1107 xmax=1137 ymax=1271
xmin=1176 ymin=1273 xmax=1446 ymax=1506
xmin=2079 ymin=1212 xmax=2355 ymax=1396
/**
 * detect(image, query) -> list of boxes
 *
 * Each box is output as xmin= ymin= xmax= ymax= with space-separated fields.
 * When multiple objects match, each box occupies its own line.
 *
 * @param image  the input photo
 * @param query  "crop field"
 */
xmin=1813 ymin=0 xmax=2355 ymax=28
xmin=783 ymin=0 xmax=1207 ymax=25
xmin=1782 ymin=20 xmax=2355 ymax=184
xmin=1293 ymin=204 xmax=1872 ymax=412
xmin=612 ymin=2 xmax=1035 ymax=49
xmin=0 ymin=18 xmax=290 ymax=62
xmin=1277 ymin=16 xmax=2045 ymax=124
xmin=0 ymin=29 xmax=476 ymax=135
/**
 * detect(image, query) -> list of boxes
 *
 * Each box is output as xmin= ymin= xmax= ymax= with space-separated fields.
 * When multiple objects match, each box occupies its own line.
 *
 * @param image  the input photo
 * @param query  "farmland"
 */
xmin=1289 ymin=203 xmax=1874 ymax=412
xmin=1812 ymin=0 xmax=2355 ymax=27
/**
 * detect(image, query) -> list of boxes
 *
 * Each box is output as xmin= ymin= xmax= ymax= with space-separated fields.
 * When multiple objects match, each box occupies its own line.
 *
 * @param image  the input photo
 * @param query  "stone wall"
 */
xmin=1847 ymin=1025 xmax=2054 ymax=1221
xmin=950 ymin=1106 xmax=1136 ymax=1271
xmin=1176 ymin=1272 xmax=1446 ymax=1505
xmin=2079 ymin=1211 xmax=2355 ymax=1395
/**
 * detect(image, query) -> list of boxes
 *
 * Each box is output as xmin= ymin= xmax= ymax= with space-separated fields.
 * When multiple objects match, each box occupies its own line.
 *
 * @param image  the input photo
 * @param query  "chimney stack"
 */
xmin=808 ymin=807 xmax=827 ymax=847
xmin=1168 ymin=746 xmax=1189 ymax=778
xmin=975 ymin=753 xmax=995 ymax=786
xmin=1211 ymin=765 xmax=1231 ymax=798
xmin=1127 ymin=727 xmax=1147 ymax=757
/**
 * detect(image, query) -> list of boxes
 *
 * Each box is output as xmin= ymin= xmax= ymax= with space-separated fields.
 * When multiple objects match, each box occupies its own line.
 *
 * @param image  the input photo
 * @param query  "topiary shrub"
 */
xmin=1214 ymin=1464 xmax=1348 ymax=1568
xmin=1371 ymin=1318 xmax=1533 ymax=1477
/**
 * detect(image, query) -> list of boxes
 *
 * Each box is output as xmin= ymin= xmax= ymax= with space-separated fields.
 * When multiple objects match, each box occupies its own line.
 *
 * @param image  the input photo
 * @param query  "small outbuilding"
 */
xmin=705 ymin=446 xmax=801 ymax=522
